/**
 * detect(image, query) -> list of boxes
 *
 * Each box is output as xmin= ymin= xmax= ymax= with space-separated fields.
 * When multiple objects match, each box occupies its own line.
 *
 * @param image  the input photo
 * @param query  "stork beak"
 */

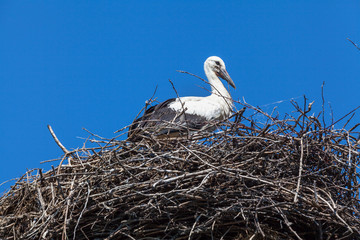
xmin=218 ymin=68 xmax=236 ymax=89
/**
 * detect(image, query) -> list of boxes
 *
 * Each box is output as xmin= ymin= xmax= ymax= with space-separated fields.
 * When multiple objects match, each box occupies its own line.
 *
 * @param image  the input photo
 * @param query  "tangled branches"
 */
xmin=0 ymin=100 xmax=359 ymax=239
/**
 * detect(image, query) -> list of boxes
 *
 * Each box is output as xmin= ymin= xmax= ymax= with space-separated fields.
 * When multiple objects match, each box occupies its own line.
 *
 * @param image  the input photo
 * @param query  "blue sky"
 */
xmin=0 ymin=1 xmax=359 ymax=193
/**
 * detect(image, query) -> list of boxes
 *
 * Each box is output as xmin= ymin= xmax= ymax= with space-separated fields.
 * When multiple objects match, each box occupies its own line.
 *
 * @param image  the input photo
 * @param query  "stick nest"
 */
xmin=1 ymin=100 xmax=360 ymax=240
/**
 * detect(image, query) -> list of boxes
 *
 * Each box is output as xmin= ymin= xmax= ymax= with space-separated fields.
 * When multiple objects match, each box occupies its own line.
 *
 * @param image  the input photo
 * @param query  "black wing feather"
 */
xmin=128 ymin=98 xmax=209 ymax=139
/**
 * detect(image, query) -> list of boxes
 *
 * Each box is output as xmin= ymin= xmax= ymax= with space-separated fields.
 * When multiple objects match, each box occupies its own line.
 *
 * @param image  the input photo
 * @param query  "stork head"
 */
xmin=204 ymin=56 xmax=236 ymax=89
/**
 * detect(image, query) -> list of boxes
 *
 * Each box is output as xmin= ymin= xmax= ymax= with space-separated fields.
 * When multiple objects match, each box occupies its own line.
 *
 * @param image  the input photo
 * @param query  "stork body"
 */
xmin=129 ymin=56 xmax=236 ymax=139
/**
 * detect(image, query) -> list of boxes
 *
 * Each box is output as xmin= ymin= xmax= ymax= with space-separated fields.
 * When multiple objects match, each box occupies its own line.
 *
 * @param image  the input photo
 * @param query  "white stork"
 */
xmin=129 ymin=56 xmax=236 ymax=139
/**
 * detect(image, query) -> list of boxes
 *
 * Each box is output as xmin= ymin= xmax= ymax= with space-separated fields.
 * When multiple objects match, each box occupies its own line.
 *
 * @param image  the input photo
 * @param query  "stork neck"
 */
xmin=204 ymin=66 xmax=232 ymax=100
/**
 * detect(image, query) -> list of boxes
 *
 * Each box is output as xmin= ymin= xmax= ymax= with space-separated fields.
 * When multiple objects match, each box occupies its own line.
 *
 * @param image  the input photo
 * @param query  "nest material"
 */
xmin=1 ymin=101 xmax=360 ymax=240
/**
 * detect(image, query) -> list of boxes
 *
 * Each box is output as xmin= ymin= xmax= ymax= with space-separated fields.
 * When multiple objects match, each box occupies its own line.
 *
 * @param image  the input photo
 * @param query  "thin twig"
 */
xmin=294 ymin=138 xmax=304 ymax=203
xmin=347 ymin=38 xmax=360 ymax=51
xmin=47 ymin=125 xmax=70 ymax=154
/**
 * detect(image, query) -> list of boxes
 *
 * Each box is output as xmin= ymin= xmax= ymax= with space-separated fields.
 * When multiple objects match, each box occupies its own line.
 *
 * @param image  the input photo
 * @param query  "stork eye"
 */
xmin=215 ymin=61 xmax=220 ymax=65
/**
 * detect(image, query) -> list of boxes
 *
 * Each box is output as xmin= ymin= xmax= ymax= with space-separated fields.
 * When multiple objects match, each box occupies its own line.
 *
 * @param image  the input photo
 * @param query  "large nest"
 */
xmin=1 ymin=99 xmax=360 ymax=240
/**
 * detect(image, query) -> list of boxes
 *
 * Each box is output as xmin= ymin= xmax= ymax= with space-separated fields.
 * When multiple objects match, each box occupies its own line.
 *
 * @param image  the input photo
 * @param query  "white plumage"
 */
xmin=129 ymin=56 xmax=236 ymax=139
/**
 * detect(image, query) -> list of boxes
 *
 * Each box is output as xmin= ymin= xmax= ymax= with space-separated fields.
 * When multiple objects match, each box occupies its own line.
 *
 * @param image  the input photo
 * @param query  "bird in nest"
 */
xmin=128 ymin=56 xmax=236 ymax=140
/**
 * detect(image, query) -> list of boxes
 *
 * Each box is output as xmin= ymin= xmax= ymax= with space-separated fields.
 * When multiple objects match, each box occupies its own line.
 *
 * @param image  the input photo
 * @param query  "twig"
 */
xmin=294 ymin=137 xmax=304 ymax=203
xmin=347 ymin=38 xmax=360 ymax=51
xmin=326 ymin=105 xmax=360 ymax=129
xmin=47 ymin=125 xmax=70 ymax=154
xmin=188 ymin=214 xmax=202 ymax=240
xmin=321 ymin=81 xmax=326 ymax=127
xmin=73 ymin=181 xmax=91 ymax=240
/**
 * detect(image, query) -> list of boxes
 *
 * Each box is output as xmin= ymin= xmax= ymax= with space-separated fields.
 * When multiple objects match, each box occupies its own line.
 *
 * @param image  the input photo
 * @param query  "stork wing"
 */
xmin=128 ymin=98 xmax=211 ymax=140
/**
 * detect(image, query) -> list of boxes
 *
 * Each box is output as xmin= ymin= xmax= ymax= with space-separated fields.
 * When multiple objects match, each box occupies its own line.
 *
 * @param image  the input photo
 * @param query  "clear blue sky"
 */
xmin=1 ymin=1 xmax=359 ymax=193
